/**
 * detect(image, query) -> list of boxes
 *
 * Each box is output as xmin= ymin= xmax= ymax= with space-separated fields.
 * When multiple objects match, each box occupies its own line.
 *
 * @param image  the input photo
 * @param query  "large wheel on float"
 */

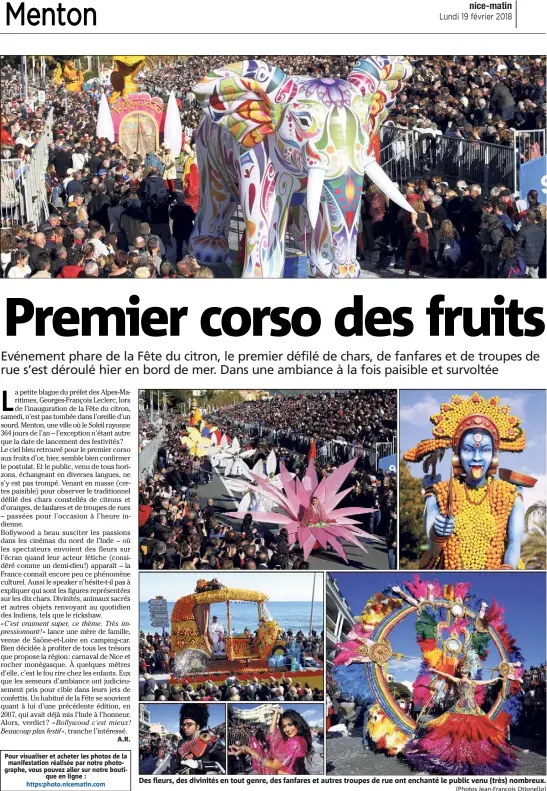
xmin=360 ymin=596 xmax=514 ymax=738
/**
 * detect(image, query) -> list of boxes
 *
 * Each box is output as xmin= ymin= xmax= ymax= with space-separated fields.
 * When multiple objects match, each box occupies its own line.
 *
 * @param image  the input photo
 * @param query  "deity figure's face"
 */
xmin=458 ymin=429 xmax=494 ymax=486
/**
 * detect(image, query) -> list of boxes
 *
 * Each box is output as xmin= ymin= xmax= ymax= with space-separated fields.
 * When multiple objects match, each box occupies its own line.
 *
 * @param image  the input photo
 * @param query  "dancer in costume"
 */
xmin=170 ymin=703 xmax=226 ymax=775
xmin=229 ymin=708 xmax=312 ymax=775
xmin=405 ymin=661 xmax=519 ymax=775
xmin=301 ymin=496 xmax=336 ymax=529
xmin=220 ymin=450 xmax=291 ymax=513
xmin=330 ymin=575 xmax=525 ymax=772
xmin=404 ymin=393 xmax=535 ymax=569
xmin=210 ymin=437 xmax=254 ymax=476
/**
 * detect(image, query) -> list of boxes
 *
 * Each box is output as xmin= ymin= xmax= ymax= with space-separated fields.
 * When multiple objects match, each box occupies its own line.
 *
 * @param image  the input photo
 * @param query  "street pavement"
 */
xmin=225 ymin=213 xmax=440 ymax=279
xmin=326 ymin=731 xmax=546 ymax=776
xmin=196 ymin=471 xmax=389 ymax=570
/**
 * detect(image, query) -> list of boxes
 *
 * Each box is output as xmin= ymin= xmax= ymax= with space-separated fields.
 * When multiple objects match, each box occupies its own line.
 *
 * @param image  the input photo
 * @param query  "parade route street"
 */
xmin=326 ymin=732 xmax=547 ymax=776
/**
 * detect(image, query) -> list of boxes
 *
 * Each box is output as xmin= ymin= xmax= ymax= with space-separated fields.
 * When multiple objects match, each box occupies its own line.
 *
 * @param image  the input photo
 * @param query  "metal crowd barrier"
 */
xmin=1 ymin=108 xmax=54 ymax=230
xmin=437 ymin=137 xmax=515 ymax=193
xmin=0 ymin=158 xmax=26 ymax=228
xmin=514 ymin=129 xmax=545 ymax=162
xmin=513 ymin=129 xmax=546 ymax=192
xmin=139 ymin=427 xmax=166 ymax=478
xmin=379 ymin=125 xmax=546 ymax=195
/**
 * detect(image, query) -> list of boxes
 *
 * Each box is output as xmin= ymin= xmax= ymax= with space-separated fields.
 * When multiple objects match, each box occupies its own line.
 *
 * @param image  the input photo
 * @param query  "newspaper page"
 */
xmin=0 ymin=3 xmax=546 ymax=791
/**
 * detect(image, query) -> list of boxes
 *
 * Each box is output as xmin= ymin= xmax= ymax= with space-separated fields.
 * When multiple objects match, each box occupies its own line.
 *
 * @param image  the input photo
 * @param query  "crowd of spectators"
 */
xmin=140 ymin=629 xmax=324 ymax=703
xmin=110 ymin=55 xmax=547 ymax=137
xmin=139 ymin=733 xmax=174 ymax=765
xmin=2 ymin=56 xmax=544 ymax=279
xmin=211 ymin=391 xmax=397 ymax=448
xmin=517 ymin=665 xmax=546 ymax=741
xmin=359 ymin=177 xmax=546 ymax=277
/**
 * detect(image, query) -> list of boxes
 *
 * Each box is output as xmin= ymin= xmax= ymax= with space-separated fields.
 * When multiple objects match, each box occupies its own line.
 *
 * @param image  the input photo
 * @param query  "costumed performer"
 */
xmin=302 ymin=495 xmax=336 ymax=529
xmin=209 ymin=615 xmax=225 ymax=655
xmin=182 ymin=144 xmax=199 ymax=214
xmin=229 ymin=708 xmax=312 ymax=775
xmin=170 ymin=703 xmax=226 ymax=774
xmin=52 ymin=62 xmax=63 ymax=85
xmin=404 ymin=660 xmax=520 ymax=775
xmin=404 ymin=393 xmax=531 ymax=570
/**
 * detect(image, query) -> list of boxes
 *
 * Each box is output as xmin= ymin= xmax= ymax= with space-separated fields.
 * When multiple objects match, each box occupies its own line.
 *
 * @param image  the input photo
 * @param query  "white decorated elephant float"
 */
xmin=189 ymin=56 xmax=414 ymax=278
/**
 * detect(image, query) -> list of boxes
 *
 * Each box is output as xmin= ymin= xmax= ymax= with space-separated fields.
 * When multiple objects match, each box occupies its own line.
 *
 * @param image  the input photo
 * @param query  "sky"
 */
xmin=230 ymin=703 xmax=324 ymax=729
xmin=141 ymin=703 xmax=225 ymax=735
xmin=400 ymin=389 xmax=546 ymax=512
xmin=140 ymin=572 xmax=323 ymax=603
xmin=329 ymin=572 xmax=546 ymax=685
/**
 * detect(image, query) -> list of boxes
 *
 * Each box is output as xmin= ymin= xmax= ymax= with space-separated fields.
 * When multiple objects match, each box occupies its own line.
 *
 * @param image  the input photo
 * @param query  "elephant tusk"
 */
xmin=363 ymin=157 xmax=414 ymax=213
xmin=306 ymin=167 xmax=327 ymax=228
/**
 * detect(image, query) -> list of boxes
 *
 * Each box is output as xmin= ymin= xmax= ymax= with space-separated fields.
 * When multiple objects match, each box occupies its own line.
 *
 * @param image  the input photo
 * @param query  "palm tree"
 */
xmin=522 ymin=499 xmax=546 ymax=569
xmin=399 ymin=459 xmax=426 ymax=568
xmin=202 ymin=389 xmax=218 ymax=409
xmin=525 ymin=500 xmax=546 ymax=535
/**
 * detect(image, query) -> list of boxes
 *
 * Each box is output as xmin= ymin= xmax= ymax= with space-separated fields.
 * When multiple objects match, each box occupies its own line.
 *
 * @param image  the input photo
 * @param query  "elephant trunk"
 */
xmin=363 ymin=156 xmax=414 ymax=213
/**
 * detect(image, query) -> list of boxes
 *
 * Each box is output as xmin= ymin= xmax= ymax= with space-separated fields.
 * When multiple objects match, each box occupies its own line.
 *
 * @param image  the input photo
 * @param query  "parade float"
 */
xmin=403 ymin=393 xmax=536 ymax=570
xmin=62 ymin=59 xmax=87 ymax=92
xmin=220 ymin=449 xmax=293 ymax=512
xmin=95 ymin=56 xmax=182 ymax=158
xmin=169 ymin=580 xmax=323 ymax=690
xmin=109 ymin=56 xmax=147 ymax=101
xmin=226 ymin=457 xmax=379 ymax=563
xmin=332 ymin=576 xmax=524 ymax=774
xmin=189 ymin=56 xmax=414 ymax=278
xmin=109 ymin=92 xmax=166 ymax=158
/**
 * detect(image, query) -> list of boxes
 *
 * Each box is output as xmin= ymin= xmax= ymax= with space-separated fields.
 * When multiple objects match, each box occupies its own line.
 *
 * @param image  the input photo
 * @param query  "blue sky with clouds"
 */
xmin=330 ymin=572 xmax=545 ymax=685
xmin=141 ymin=703 xmax=226 ymax=735
xmin=400 ymin=389 xmax=546 ymax=512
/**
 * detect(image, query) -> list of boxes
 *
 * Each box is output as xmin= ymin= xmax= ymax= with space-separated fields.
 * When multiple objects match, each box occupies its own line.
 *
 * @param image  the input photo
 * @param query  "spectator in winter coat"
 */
xmin=490 ymin=80 xmax=516 ymax=121
xmin=170 ymin=193 xmax=195 ymax=260
xmin=497 ymin=236 xmax=526 ymax=278
xmin=517 ymin=210 xmax=546 ymax=278
xmin=65 ymin=170 xmax=83 ymax=198
xmin=479 ymin=202 xmax=505 ymax=277
xmin=438 ymin=219 xmax=461 ymax=277
xmin=429 ymin=195 xmax=448 ymax=268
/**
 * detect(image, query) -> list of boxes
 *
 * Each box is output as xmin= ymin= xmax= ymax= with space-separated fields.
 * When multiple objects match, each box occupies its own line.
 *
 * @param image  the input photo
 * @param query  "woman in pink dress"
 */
xmin=301 ymin=496 xmax=335 ymax=529
xmin=229 ymin=709 xmax=312 ymax=775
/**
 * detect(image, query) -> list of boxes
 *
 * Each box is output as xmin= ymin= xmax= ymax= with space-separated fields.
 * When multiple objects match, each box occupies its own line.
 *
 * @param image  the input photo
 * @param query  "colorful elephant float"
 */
xmin=189 ymin=56 xmax=414 ymax=278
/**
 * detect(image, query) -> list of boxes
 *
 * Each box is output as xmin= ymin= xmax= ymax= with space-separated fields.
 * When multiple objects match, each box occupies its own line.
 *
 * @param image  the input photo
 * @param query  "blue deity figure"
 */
xmin=404 ymin=393 xmax=532 ymax=570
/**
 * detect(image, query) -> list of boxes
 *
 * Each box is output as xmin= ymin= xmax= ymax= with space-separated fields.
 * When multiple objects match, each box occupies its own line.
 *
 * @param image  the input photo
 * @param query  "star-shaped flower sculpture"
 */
xmin=226 ymin=457 xmax=379 ymax=562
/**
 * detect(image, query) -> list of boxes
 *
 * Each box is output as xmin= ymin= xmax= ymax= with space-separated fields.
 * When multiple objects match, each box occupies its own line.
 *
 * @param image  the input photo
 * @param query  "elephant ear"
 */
xmin=348 ymin=56 xmax=413 ymax=141
xmin=193 ymin=59 xmax=288 ymax=148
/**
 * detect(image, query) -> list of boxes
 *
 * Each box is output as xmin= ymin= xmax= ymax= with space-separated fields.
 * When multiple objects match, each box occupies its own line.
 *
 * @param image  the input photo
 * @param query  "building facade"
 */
xmin=326 ymin=575 xmax=355 ymax=668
